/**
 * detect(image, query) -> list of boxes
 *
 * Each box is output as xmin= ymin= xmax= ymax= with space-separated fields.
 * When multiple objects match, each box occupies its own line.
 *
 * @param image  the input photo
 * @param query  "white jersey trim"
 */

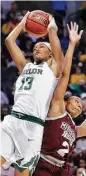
xmin=46 ymin=111 xmax=67 ymax=120
xmin=67 ymin=112 xmax=75 ymax=125
xmin=41 ymin=154 xmax=65 ymax=167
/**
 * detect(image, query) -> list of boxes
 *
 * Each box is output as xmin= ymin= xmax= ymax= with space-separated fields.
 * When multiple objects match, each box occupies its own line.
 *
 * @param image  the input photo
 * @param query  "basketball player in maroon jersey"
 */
xmin=32 ymin=23 xmax=85 ymax=176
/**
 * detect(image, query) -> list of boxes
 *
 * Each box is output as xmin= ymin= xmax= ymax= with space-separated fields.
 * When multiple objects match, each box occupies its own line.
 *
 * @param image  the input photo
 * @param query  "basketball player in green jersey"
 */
xmin=0 ymin=11 xmax=63 ymax=176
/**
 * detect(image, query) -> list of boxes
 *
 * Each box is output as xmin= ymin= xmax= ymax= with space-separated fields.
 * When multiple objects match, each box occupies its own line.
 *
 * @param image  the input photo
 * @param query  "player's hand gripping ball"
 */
xmin=25 ymin=10 xmax=49 ymax=37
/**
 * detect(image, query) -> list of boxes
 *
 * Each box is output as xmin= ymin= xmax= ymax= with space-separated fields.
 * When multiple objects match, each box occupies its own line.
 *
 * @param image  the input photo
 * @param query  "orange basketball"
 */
xmin=25 ymin=10 xmax=49 ymax=37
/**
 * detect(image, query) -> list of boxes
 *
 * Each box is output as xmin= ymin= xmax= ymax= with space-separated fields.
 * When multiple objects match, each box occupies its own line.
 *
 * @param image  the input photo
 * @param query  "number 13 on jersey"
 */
xmin=19 ymin=76 xmax=34 ymax=91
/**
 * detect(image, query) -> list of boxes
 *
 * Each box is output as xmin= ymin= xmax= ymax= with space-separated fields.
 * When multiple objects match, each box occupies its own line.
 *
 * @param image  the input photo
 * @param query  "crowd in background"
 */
xmin=1 ymin=1 xmax=86 ymax=176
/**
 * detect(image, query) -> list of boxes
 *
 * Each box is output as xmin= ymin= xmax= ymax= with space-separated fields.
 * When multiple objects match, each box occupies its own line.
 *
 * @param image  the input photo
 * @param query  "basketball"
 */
xmin=25 ymin=10 xmax=49 ymax=37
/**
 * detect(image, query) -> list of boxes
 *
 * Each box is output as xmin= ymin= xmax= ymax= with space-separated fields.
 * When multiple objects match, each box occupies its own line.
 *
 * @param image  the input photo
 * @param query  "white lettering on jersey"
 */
xmin=57 ymin=141 xmax=69 ymax=157
xmin=61 ymin=122 xmax=76 ymax=146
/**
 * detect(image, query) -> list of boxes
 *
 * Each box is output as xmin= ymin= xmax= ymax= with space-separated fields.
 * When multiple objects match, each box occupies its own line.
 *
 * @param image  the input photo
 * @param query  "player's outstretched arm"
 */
xmin=53 ymin=22 xmax=83 ymax=101
xmin=76 ymin=120 xmax=86 ymax=137
xmin=47 ymin=16 xmax=63 ymax=77
xmin=5 ymin=11 xmax=30 ymax=72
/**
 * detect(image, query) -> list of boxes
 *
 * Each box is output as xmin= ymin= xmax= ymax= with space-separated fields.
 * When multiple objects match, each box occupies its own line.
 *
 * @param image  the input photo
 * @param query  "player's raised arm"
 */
xmin=5 ymin=11 xmax=30 ymax=72
xmin=53 ymin=22 xmax=83 ymax=101
xmin=47 ymin=16 xmax=63 ymax=77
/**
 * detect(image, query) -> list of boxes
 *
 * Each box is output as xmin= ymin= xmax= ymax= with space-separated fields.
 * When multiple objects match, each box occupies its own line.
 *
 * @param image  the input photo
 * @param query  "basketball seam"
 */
xmin=27 ymin=16 xmax=48 ymax=28
xmin=27 ymin=28 xmax=47 ymax=34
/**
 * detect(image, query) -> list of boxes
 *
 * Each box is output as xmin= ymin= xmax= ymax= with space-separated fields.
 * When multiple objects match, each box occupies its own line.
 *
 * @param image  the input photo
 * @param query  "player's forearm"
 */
xmin=76 ymin=126 xmax=86 ymax=137
xmin=48 ymin=29 xmax=62 ymax=61
xmin=80 ymin=120 xmax=86 ymax=129
xmin=5 ymin=22 xmax=24 ymax=44
xmin=63 ymin=42 xmax=76 ymax=75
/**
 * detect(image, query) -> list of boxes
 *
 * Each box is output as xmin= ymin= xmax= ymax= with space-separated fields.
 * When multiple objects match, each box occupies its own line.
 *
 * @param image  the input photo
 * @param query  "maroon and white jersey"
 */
xmin=41 ymin=111 xmax=76 ymax=165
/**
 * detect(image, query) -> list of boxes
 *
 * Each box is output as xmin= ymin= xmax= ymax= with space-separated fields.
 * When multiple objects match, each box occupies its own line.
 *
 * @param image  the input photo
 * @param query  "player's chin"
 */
xmin=72 ymin=112 xmax=81 ymax=118
xmin=68 ymin=110 xmax=77 ymax=118
xmin=72 ymin=114 xmax=78 ymax=118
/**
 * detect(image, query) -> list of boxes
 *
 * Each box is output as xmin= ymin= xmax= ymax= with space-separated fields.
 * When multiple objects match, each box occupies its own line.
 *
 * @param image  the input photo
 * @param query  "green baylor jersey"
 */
xmin=13 ymin=62 xmax=58 ymax=121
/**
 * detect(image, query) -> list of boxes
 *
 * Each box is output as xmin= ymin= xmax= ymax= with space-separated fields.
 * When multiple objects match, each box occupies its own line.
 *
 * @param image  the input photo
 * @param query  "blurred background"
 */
xmin=1 ymin=1 xmax=86 ymax=176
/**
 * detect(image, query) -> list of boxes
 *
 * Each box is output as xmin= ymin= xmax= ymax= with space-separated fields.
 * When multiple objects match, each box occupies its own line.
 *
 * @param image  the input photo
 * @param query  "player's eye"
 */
xmin=33 ymin=47 xmax=36 ymax=51
xmin=75 ymin=100 xmax=78 ymax=103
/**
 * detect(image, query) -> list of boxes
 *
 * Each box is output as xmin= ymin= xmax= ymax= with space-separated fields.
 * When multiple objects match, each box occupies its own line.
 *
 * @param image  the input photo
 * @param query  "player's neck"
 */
xmin=34 ymin=60 xmax=45 ymax=65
